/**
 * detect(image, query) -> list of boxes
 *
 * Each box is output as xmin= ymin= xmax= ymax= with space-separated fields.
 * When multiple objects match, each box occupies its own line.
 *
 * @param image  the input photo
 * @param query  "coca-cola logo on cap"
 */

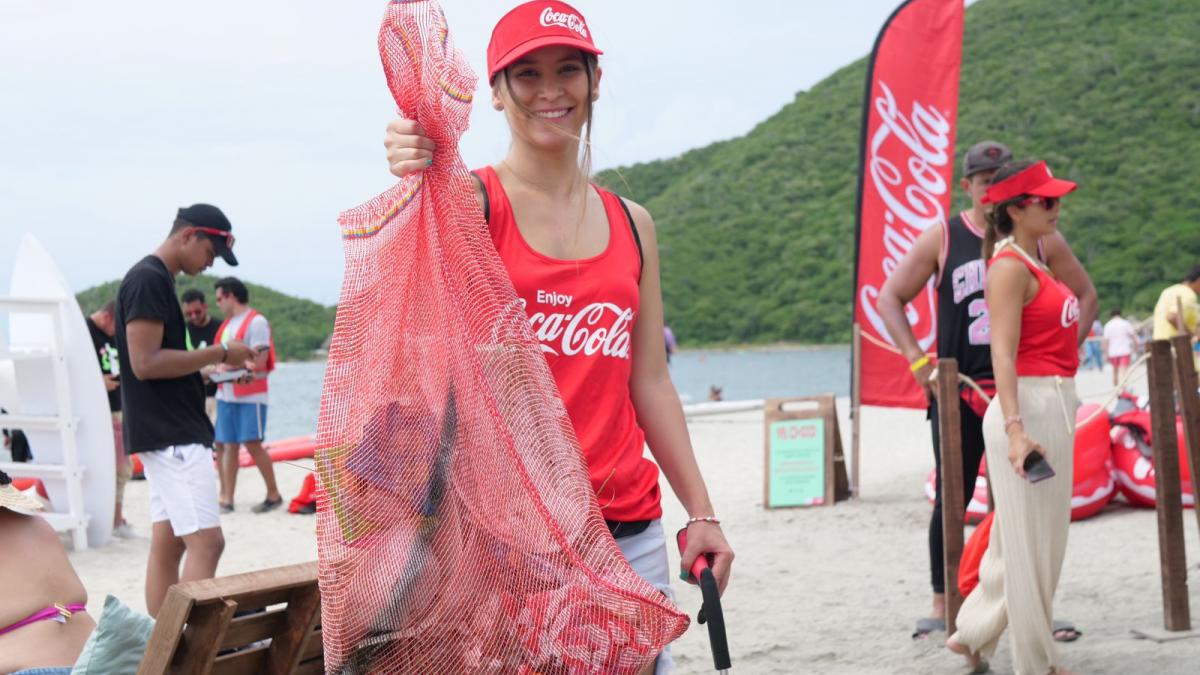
xmin=540 ymin=6 xmax=589 ymax=38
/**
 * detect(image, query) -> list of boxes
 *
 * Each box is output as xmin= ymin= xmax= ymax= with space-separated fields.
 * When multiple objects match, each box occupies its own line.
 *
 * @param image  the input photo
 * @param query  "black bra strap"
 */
xmin=616 ymin=196 xmax=644 ymax=278
xmin=470 ymin=171 xmax=490 ymax=223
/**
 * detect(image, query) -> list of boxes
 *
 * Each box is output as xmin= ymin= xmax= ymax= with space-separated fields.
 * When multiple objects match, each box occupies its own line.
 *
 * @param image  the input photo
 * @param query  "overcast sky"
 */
xmin=1 ymin=0 xmax=912 ymax=305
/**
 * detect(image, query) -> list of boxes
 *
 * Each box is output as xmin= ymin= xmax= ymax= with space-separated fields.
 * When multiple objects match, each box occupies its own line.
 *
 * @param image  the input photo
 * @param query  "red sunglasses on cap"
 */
xmin=190 ymin=226 xmax=235 ymax=250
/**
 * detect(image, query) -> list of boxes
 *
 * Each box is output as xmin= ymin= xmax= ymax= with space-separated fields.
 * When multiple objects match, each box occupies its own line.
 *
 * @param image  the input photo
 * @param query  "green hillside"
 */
xmin=597 ymin=0 xmax=1200 ymax=345
xmin=78 ymin=275 xmax=334 ymax=362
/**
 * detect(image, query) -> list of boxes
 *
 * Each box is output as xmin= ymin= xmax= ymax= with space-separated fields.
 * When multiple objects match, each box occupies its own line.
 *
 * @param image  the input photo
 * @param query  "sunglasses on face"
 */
xmin=190 ymin=226 xmax=235 ymax=249
xmin=1017 ymin=195 xmax=1059 ymax=210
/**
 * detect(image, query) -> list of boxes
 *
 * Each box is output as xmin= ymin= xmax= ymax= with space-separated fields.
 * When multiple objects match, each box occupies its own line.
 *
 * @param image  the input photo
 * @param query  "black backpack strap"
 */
xmin=616 ymin=196 xmax=643 ymax=278
xmin=470 ymin=171 xmax=490 ymax=224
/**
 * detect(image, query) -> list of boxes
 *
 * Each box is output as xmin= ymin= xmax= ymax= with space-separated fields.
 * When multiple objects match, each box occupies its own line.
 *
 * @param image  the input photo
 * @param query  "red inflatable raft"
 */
xmin=1110 ymin=410 xmax=1193 ymax=508
xmin=924 ymin=403 xmax=1116 ymax=523
xmin=130 ymin=434 xmax=317 ymax=479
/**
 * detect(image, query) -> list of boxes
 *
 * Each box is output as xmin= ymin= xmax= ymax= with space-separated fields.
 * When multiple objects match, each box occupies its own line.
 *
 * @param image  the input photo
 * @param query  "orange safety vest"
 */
xmin=216 ymin=308 xmax=276 ymax=397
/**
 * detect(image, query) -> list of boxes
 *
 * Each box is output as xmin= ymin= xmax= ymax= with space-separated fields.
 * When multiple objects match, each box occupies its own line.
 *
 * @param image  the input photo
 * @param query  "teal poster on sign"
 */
xmin=768 ymin=419 xmax=826 ymax=507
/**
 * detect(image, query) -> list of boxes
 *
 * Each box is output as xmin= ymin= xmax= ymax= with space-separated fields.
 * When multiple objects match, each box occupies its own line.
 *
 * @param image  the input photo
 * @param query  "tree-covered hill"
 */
xmin=597 ymin=0 xmax=1200 ymax=346
xmin=78 ymin=275 xmax=334 ymax=362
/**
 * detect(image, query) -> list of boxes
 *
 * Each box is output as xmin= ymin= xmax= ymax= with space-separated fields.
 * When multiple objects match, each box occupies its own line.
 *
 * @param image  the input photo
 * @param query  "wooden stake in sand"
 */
xmin=851 ymin=324 xmax=862 ymax=497
xmin=1170 ymin=336 xmax=1200 ymax=543
xmin=935 ymin=358 xmax=966 ymax=635
xmin=1147 ymin=339 xmax=1191 ymax=632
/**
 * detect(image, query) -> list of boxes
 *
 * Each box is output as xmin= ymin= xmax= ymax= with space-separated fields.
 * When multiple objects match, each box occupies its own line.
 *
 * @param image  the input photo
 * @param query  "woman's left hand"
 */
xmin=679 ymin=521 xmax=734 ymax=596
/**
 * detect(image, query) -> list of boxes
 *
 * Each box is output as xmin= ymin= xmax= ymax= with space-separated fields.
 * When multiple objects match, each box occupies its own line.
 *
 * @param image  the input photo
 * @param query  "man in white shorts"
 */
xmin=114 ymin=204 xmax=253 ymax=616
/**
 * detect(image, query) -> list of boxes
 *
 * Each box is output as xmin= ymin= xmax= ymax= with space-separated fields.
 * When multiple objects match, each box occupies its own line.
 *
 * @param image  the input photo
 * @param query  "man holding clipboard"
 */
xmin=212 ymin=277 xmax=282 ymax=514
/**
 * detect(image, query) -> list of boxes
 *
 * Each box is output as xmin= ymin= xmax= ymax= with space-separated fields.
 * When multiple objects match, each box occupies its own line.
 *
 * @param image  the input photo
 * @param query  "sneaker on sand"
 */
xmin=219 ymin=502 xmax=235 ymax=514
xmin=112 ymin=522 xmax=143 ymax=539
xmin=251 ymin=498 xmax=283 ymax=514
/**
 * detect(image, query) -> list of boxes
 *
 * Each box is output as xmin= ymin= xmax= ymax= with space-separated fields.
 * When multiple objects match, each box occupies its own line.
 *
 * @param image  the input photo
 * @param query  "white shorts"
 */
xmin=615 ymin=519 xmax=676 ymax=674
xmin=139 ymin=443 xmax=221 ymax=536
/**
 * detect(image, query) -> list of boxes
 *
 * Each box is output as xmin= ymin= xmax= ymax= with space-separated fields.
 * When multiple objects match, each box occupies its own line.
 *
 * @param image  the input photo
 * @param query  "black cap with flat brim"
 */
xmin=177 ymin=203 xmax=238 ymax=266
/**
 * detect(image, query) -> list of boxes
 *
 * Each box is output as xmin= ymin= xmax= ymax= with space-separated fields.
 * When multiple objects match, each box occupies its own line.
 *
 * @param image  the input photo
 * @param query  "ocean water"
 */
xmin=268 ymin=345 xmax=852 ymax=439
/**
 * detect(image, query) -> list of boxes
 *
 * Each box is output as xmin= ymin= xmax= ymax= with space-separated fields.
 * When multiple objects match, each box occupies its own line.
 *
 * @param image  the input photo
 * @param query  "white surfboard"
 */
xmin=6 ymin=234 xmax=114 ymax=547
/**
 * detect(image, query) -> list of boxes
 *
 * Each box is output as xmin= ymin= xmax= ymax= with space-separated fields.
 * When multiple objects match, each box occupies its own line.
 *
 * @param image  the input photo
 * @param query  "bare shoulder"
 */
xmin=618 ymin=197 xmax=655 ymax=233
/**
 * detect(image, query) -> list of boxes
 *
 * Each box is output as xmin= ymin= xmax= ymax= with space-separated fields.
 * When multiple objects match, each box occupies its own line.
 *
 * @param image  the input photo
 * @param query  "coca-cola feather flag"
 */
xmin=853 ymin=0 xmax=964 ymax=409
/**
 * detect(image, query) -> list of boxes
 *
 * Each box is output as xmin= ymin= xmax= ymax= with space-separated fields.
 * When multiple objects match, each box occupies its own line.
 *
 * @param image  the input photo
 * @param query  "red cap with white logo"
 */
xmin=487 ymin=1 xmax=602 ymax=82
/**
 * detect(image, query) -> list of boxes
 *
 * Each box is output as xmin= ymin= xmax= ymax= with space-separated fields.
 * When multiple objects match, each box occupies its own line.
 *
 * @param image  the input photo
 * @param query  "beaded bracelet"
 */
xmin=686 ymin=516 xmax=721 ymax=527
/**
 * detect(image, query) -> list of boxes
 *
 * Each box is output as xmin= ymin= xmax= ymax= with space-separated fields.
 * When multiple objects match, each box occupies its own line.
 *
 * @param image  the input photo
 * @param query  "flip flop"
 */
xmin=913 ymin=617 xmax=946 ymax=640
xmin=1053 ymin=620 xmax=1082 ymax=642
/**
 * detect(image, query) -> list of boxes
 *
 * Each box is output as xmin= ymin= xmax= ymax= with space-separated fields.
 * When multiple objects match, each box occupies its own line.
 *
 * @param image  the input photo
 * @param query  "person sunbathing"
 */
xmin=0 ymin=471 xmax=95 ymax=675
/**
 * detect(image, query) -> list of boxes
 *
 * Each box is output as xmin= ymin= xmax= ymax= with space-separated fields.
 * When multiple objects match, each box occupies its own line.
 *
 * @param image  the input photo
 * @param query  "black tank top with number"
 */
xmin=936 ymin=213 xmax=993 ymax=379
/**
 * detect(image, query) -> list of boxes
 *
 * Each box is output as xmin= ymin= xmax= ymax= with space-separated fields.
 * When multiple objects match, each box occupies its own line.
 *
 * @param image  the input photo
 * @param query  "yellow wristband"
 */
xmin=909 ymin=355 xmax=931 ymax=373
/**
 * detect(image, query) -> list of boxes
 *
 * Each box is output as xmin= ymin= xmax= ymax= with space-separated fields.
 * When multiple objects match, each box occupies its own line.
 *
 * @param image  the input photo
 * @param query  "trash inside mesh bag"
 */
xmin=315 ymin=2 xmax=689 ymax=672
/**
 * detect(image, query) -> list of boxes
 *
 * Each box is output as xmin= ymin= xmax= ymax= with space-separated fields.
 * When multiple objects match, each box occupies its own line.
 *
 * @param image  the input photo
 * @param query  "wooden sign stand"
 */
xmin=763 ymin=395 xmax=850 ymax=509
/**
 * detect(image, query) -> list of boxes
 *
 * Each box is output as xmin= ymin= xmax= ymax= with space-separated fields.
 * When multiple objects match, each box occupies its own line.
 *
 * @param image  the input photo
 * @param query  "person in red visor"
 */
xmin=948 ymin=160 xmax=1085 ymax=675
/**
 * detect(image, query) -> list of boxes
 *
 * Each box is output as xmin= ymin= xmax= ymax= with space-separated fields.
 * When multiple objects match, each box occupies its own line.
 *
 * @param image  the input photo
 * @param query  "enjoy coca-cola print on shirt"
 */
xmin=476 ymin=167 xmax=662 ymax=522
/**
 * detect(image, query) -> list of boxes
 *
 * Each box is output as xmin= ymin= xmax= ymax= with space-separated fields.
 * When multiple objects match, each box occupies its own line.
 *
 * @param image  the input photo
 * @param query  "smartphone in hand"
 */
xmin=1023 ymin=450 xmax=1056 ymax=483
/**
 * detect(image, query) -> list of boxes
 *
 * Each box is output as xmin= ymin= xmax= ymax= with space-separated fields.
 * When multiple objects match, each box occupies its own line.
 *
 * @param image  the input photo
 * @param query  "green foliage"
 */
xmin=77 ymin=275 xmax=334 ymax=362
xmin=597 ymin=0 xmax=1200 ymax=345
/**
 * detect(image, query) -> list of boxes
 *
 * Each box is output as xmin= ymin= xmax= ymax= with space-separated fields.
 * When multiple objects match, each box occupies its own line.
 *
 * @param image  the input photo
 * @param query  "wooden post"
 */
xmin=936 ymin=358 xmax=965 ymax=635
xmin=1148 ymin=339 xmax=1191 ymax=631
xmin=851 ymin=325 xmax=863 ymax=497
xmin=1171 ymin=336 xmax=1200 ymax=542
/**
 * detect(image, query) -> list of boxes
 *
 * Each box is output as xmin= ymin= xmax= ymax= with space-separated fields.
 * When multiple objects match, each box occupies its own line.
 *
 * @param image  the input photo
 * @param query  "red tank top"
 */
xmin=476 ymin=166 xmax=661 ymax=522
xmin=990 ymin=247 xmax=1080 ymax=377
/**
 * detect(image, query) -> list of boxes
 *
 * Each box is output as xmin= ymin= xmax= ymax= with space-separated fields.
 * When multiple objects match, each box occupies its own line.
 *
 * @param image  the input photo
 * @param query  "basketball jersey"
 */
xmin=936 ymin=213 xmax=993 ymax=379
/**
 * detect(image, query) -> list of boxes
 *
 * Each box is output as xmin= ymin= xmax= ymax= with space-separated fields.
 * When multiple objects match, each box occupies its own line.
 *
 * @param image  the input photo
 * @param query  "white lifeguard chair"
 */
xmin=0 ymin=235 xmax=114 ymax=549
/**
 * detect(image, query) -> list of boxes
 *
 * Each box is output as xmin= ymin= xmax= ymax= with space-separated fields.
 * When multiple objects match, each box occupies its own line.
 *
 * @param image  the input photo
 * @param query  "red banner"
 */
xmin=853 ymin=0 xmax=964 ymax=409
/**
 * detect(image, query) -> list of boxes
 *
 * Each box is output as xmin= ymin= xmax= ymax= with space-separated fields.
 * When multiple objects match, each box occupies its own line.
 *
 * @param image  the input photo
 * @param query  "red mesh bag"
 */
xmin=314 ymin=2 xmax=688 ymax=672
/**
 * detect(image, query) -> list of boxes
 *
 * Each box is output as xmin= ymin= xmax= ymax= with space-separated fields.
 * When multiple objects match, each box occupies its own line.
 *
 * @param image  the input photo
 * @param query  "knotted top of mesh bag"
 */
xmin=316 ymin=2 xmax=688 ymax=672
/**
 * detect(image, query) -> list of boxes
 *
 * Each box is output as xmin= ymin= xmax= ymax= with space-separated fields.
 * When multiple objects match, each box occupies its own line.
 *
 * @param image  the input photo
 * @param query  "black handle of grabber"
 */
xmin=676 ymin=528 xmax=732 ymax=671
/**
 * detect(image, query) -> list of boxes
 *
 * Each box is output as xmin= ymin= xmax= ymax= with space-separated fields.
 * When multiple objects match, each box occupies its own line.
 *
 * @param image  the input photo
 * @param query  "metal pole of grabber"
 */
xmin=936 ymin=358 xmax=966 ymax=635
xmin=1148 ymin=339 xmax=1191 ymax=631
xmin=1170 ymin=335 xmax=1200 ymax=544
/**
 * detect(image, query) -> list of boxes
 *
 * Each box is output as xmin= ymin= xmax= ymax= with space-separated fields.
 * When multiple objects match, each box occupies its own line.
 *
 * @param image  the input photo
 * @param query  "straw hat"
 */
xmin=0 ymin=469 xmax=44 ymax=516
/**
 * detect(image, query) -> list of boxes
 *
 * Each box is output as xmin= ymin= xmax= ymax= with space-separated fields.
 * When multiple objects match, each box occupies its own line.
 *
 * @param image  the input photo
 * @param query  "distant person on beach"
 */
xmin=664 ymin=325 xmax=677 ymax=364
xmin=384 ymin=3 xmax=733 ymax=669
xmin=947 ymin=160 xmax=1084 ymax=675
xmin=85 ymin=300 xmax=138 ymax=539
xmin=876 ymin=141 xmax=1095 ymax=642
xmin=182 ymin=288 xmax=221 ymax=424
xmin=2 ymin=409 xmax=32 ymax=463
xmin=212 ymin=277 xmax=281 ymax=514
xmin=707 ymin=386 xmax=723 ymax=402
xmin=1151 ymin=264 xmax=1200 ymax=340
xmin=0 ymin=470 xmax=95 ymax=675
xmin=1102 ymin=308 xmax=1138 ymax=388
xmin=1082 ymin=318 xmax=1103 ymax=370
xmin=114 ymin=203 xmax=252 ymax=616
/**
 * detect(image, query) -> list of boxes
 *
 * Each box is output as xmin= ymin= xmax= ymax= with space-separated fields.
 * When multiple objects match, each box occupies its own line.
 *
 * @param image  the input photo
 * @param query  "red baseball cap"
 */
xmin=981 ymin=160 xmax=1078 ymax=204
xmin=487 ymin=1 xmax=603 ymax=83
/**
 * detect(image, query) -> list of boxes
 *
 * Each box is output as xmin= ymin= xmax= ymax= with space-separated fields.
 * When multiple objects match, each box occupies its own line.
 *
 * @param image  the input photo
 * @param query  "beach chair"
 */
xmin=137 ymin=561 xmax=323 ymax=675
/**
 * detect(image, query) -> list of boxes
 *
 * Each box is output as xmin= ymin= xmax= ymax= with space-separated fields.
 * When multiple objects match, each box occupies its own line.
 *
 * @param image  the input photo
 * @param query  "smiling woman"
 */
xmin=376 ymin=2 xmax=733 ymax=672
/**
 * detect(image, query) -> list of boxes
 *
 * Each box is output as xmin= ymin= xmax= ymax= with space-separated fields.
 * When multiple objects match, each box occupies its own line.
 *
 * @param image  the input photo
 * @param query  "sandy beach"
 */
xmin=67 ymin=366 xmax=1200 ymax=674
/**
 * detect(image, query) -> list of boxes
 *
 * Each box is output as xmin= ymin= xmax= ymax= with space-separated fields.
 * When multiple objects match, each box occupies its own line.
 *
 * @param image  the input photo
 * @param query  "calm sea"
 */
xmin=268 ymin=345 xmax=852 ymax=439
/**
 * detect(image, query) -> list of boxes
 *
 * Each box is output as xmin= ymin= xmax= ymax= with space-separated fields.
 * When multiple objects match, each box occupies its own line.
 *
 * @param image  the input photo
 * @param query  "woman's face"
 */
xmin=492 ymin=45 xmax=600 ymax=151
xmin=1008 ymin=196 xmax=1061 ymax=239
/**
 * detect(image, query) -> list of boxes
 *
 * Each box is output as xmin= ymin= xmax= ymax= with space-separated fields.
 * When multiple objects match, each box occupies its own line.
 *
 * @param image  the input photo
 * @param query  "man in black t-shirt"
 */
xmin=85 ymin=300 xmax=139 ymax=539
xmin=114 ymin=203 xmax=253 ymax=617
xmin=182 ymin=289 xmax=221 ymax=423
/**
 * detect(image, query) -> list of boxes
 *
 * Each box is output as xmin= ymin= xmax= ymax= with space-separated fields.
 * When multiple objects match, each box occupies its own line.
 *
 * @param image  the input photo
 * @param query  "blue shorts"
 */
xmin=214 ymin=401 xmax=268 ymax=444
